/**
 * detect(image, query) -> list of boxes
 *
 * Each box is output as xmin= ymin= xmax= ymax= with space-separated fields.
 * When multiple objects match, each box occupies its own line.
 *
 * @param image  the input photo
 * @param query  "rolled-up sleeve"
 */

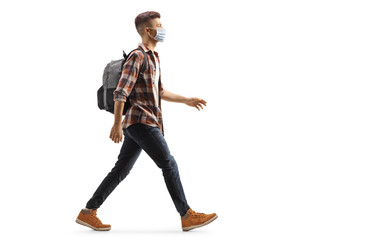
xmin=113 ymin=51 xmax=143 ymax=102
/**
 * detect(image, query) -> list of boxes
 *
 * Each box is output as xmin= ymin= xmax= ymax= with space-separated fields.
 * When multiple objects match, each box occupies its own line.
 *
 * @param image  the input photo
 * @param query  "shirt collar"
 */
xmin=138 ymin=42 xmax=159 ymax=58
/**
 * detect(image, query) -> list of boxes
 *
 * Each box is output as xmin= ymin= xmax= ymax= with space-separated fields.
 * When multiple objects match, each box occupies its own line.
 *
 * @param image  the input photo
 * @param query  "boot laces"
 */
xmin=191 ymin=210 xmax=205 ymax=217
xmin=90 ymin=210 xmax=102 ymax=223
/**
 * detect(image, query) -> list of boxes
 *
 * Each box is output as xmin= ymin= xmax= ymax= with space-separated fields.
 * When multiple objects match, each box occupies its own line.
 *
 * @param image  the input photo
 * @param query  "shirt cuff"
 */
xmin=113 ymin=92 xmax=127 ymax=102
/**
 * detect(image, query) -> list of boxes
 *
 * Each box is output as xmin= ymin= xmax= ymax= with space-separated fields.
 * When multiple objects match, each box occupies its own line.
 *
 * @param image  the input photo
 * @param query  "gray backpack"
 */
xmin=97 ymin=46 xmax=148 ymax=114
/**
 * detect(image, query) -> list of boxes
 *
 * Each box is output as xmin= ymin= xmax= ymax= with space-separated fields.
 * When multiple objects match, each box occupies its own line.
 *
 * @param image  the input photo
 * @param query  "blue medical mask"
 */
xmin=147 ymin=27 xmax=166 ymax=42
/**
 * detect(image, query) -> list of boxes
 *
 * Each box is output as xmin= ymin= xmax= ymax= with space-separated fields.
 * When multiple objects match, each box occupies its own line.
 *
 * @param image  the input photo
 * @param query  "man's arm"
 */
xmin=110 ymin=50 xmax=142 ymax=144
xmin=161 ymin=89 xmax=207 ymax=111
xmin=113 ymin=101 xmax=125 ymax=125
xmin=161 ymin=89 xmax=188 ymax=103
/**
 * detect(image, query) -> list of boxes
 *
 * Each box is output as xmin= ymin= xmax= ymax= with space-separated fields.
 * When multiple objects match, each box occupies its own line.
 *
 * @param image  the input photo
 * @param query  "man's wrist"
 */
xmin=182 ymin=96 xmax=190 ymax=103
xmin=113 ymin=121 xmax=122 ymax=127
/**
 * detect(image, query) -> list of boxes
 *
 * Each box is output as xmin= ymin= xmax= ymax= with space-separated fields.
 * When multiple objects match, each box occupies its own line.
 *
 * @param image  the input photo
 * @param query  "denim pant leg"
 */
xmin=85 ymin=130 xmax=143 ymax=209
xmin=125 ymin=123 xmax=190 ymax=216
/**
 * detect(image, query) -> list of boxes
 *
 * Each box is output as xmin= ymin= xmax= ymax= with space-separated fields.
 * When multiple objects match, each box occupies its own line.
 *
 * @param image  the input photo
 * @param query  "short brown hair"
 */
xmin=135 ymin=11 xmax=161 ymax=37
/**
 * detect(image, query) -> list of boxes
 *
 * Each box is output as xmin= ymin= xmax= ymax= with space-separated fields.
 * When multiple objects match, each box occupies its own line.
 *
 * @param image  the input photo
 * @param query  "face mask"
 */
xmin=147 ymin=27 xmax=166 ymax=42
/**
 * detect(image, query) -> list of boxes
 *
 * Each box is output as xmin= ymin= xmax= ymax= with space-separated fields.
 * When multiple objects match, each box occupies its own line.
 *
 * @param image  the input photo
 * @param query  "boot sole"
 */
xmin=75 ymin=218 xmax=111 ymax=231
xmin=182 ymin=214 xmax=218 ymax=231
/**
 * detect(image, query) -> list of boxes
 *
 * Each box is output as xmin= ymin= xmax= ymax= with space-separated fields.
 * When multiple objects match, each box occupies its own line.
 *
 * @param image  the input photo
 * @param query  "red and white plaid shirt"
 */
xmin=113 ymin=43 xmax=165 ymax=136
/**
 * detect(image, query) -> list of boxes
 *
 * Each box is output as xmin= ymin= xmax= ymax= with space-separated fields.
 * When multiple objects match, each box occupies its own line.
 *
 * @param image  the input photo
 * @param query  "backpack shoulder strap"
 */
xmin=136 ymin=46 xmax=148 ymax=77
xmin=122 ymin=47 xmax=148 ymax=78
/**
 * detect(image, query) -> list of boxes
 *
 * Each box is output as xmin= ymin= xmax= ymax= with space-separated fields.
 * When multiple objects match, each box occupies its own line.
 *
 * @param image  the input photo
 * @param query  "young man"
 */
xmin=75 ymin=11 xmax=217 ymax=232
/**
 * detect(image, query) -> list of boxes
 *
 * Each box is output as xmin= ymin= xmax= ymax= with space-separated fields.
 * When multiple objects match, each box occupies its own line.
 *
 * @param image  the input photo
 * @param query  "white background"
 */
xmin=0 ymin=0 xmax=364 ymax=239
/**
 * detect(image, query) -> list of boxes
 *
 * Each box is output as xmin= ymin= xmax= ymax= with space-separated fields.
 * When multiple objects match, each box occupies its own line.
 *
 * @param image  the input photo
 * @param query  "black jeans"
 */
xmin=85 ymin=123 xmax=190 ymax=216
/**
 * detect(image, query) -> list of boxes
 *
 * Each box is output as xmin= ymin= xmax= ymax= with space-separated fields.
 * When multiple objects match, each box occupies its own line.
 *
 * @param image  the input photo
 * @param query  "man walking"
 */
xmin=75 ymin=11 xmax=217 ymax=232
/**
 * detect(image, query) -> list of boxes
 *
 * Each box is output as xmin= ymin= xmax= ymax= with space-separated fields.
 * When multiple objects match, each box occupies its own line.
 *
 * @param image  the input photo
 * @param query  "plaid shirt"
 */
xmin=113 ymin=43 xmax=165 ymax=136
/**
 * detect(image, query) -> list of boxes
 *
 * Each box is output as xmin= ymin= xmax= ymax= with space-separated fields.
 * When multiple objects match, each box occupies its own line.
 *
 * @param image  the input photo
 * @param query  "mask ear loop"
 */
xmin=146 ymin=27 xmax=154 ymax=39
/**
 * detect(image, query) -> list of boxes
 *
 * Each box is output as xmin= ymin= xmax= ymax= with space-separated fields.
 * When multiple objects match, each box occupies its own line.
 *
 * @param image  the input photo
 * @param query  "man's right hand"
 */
xmin=109 ymin=123 xmax=123 ymax=143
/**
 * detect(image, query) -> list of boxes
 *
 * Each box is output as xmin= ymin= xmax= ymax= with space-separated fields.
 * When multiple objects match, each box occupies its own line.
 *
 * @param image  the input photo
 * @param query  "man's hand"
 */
xmin=109 ymin=123 xmax=123 ymax=143
xmin=184 ymin=97 xmax=207 ymax=111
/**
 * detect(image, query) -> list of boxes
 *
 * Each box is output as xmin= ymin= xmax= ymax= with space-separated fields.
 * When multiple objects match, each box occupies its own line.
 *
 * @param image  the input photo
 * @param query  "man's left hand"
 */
xmin=184 ymin=97 xmax=207 ymax=111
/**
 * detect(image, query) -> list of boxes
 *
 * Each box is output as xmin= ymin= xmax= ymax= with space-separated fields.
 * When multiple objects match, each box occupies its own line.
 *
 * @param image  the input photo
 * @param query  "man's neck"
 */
xmin=141 ymin=38 xmax=157 ymax=52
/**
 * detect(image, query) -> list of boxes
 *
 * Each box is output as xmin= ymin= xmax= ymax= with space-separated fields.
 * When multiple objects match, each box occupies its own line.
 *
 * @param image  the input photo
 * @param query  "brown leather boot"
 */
xmin=181 ymin=208 xmax=218 ymax=231
xmin=75 ymin=208 xmax=111 ymax=231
